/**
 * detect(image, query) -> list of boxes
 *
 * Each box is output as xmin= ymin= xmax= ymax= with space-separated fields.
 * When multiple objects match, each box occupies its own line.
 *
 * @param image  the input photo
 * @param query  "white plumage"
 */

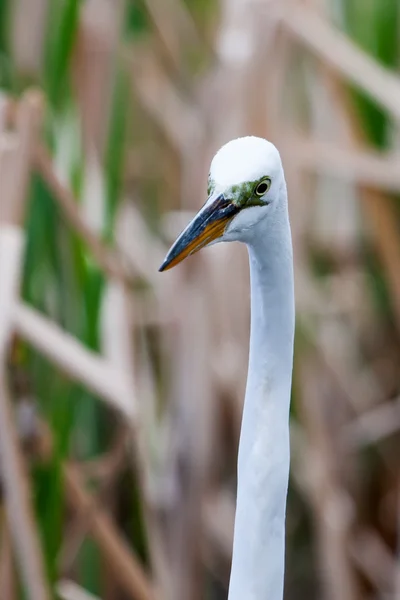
xmin=160 ymin=137 xmax=295 ymax=600
xmin=210 ymin=136 xmax=283 ymax=188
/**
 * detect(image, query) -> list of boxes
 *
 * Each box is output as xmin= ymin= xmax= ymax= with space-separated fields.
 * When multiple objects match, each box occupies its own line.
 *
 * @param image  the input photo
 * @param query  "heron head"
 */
xmin=159 ymin=136 xmax=286 ymax=272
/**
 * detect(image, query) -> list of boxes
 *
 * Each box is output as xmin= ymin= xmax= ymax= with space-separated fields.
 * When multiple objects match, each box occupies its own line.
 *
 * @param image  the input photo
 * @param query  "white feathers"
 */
xmin=226 ymin=139 xmax=294 ymax=600
xmin=210 ymin=136 xmax=283 ymax=189
xmin=209 ymin=136 xmax=288 ymax=243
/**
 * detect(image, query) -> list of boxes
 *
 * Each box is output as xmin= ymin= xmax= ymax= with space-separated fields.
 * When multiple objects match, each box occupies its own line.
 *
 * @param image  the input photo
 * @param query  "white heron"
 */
xmin=159 ymin=137 xmax=295 ymax=600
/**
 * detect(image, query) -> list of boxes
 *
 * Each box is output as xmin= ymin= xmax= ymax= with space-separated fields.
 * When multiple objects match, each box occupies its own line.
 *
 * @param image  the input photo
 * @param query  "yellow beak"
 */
xmin=159 ymin=193 xmax=239 ymax=272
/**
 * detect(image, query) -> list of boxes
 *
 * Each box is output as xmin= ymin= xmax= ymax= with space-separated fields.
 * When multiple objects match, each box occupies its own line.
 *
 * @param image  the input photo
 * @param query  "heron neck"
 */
xmin=228 ymin=207 xmax=295 ymax=600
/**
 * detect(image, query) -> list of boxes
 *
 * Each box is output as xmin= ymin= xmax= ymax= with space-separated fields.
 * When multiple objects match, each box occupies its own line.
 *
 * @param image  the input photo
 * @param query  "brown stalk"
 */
xmin=58 ymin=430 xmax=128 ymax=574
xmin=296 ymin=351 xmax=359 ymax=600
xmin=10 ymin=0 xmax=48 ymax=76
xmin=13 ymin=302 xmax=134 ymax=419
xmin=73 ymin=0 xmax=126 ymax=159
xmin=286 ymin=134 xmax=400 ymax=193
xmin=280 ymin=1 xmax=400 ymax=332
xmin=64 ymin=463 xmax=156 ymax=600
xmin=167 ymin=278 xmax=214 ymax=600
xmin=342 ymin=397 xmax=400 ymax=451
xmin=279 ymin=5 xmax=400 ymax=333
xmin=349 ymin=528 xmax=396 ymax=592
xmin=142 ymin=0 xmax=202 ymax=72
xmin=125 ymin=46 xmax=205 ymax=154
xmin=34 ymin=144 xmax=132 ymax=285
xmin=0 ymin=512 xmax=16 ymax=600
xmin=325 ymin=76 xmax=400 ymax=333
xmin=111 ymin=204 xmax=171 ymax=597
xmin=301 ymin=17 xmax=400 ymax=348
xmin=292 ymin=4 xmax=400 ymax=596
xmin=280 ymin=2 xmax=400 ymax=122
xmin=115 ymin=201 xmax=168 ymax=289
xmin=0 ymin=91 xmax=42 ymax=226
xmin=0 ymin=91 xmax=50 ymax=600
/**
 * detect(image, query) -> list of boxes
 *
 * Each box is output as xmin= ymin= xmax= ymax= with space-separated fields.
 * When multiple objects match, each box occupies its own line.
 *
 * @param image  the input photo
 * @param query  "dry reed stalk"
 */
xmin=297 ymin=352 xmax=359 ymax=600
xmin=209 ymin=0 xmax=269 ymax=144
xmin=169 ymin=278 xmax=214 ymax=600
xmin=342 ymin=397 xmax=400 ymax=450
xmin=274 ymin=4 xmax=400 ymax=590
xmin=79 ymin=431 xmax=128 ymax=481
xmin=280 ymin=2 xmax=400 ymax=123
xmin=314 ymin=317 xmax=382 ymax=411
xmin=126 ymin=46 xmax=205 ymax=155
xmin=395 ymin=481 xmax=400 ymax=600
xmin=0 ymin=92 xmax=42 ymax=226
xmin=74 ymin=0 xmax=126 ymax=158
xmin=58 ymin=430 xmax=128 ymax=575
xmin=280 ymin=4 xmax=400 ymax=335
xmin=0 ymin=225 xmax=23 ymax=359
xmin=13 ymin=302 xmax=134 ymax=418
xmin=205 ymin=244 xmax=248 ymax=435
xmin=115 ymin=201 xmax=166 ymax=288
xmin=142 ymin=0 xmax=202 ymax=72
xmin=304 ymin=53 xmax=400 ymax=595
xmin=203 ymin=490 xmax=234 ymax=564
xmin=112 ymin=203 xmax=175 ymax=599
xmin=34 ymin=144 xmax=131 ymax=285
xmin=0 ymin=92 xmax=50 ymax=600
xmin=64 ymin=463 xmax=156 ymax=600
xmin=331 ymin=77 xmax=400 ymax=334
xmin=314 ymin=42 xmax=400 ymax=393
xmin=132 ymin=233 xmax=213 ymax=600
xmin=10 ymin=0 xmax=48 ymax=77
xmin=349 ymin=528 xmax=396 ymax=593
xmin=132 ymin=337 xmax=175 ymax=599
xmin=323 ymin=79 xmax=400 ymax=591
xmin=295 ymin=0 xmax=392 ymax=383
xmin=101 ymin=280 xmax=137 ymax=412
xmin=286 ymin=135 xmax=400 ymax=193
xmin=165 ymin=139 xmax=212 ymax=600
xmin=143 ymin=276 xmax=191 ymax=597
xmin=73 ymin=0 xmax=127 ymax=246
xmin=360 ymin=192 xmax=400 ymax=333
xmin=0 ymin=513 xmax=16 ymax=600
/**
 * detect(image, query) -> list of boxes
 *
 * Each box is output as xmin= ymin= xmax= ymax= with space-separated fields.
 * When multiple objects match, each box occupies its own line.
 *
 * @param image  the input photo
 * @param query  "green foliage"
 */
xmin=125 ymin=0 xmax=150 ymax=37
xmin=45 ymin=0 xmax=81 ymax=109
xmin=9 ymin=0 xmax=146 ymax=592
xmin=340 ymin=0 xmax=399 ymax=147
xmin=0 ymin=0 xmax=6 ymax=52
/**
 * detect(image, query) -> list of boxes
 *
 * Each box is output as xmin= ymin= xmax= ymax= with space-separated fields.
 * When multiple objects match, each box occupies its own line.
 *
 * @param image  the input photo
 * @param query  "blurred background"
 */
xmin=0 ymin=0 xmax=400 ymax=599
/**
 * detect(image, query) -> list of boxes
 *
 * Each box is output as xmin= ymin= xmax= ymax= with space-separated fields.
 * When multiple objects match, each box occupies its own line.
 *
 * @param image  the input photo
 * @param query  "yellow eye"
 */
xmin=255 ymin=178 xmax=271 ymax=197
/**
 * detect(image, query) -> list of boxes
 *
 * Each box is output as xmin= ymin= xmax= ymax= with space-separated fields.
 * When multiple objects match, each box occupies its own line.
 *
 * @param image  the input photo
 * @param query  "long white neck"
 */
xmin=228 ymin=200 xmax=295 ymax=600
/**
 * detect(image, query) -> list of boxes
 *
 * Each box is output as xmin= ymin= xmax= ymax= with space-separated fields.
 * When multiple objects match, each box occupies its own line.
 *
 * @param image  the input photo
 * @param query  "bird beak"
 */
xmin=159 ymin=192 xmax=239 ymax=272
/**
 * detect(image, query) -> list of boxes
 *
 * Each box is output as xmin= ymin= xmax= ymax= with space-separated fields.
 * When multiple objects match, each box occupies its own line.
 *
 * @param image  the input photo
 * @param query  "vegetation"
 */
xmin=1 ymin=0 xmax=400 ymax=599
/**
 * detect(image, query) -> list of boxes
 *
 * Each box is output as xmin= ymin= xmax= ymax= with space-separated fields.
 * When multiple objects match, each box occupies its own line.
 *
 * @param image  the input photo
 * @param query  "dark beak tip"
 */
xmin=158 ymin=191 xmax=230 ymax=274
xmin=158 ymin=256 xmax=171 ymax=272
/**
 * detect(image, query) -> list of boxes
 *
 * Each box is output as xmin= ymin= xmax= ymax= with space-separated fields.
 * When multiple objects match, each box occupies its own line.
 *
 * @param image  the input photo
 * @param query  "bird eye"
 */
xmin=255 ymin=179 xmax=271 ymax=197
